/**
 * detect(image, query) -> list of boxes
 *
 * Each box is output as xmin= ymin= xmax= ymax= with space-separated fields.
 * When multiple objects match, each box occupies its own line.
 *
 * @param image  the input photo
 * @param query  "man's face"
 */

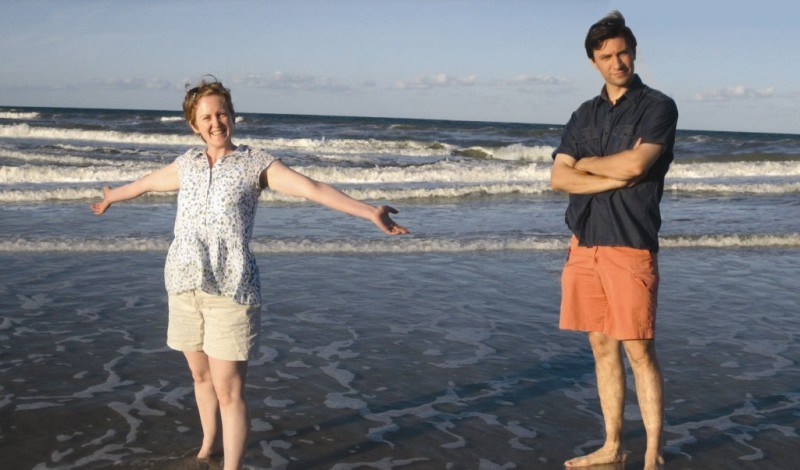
xmin=591 ymin=36 xmax=635 ymax=89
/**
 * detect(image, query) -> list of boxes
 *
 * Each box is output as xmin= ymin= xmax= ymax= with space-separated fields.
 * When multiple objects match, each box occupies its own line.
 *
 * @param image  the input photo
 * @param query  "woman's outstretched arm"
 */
xmin=90 ymin=162 xmax=180 ymax=215
xmin=263 ymin=160 xmax=408 ymax=235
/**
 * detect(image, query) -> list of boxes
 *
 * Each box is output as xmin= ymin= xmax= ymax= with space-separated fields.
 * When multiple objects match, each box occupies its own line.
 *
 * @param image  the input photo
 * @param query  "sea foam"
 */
xmin=2 ymin=233 xmax=797 ymax=254
xmin=0 ymin=111 xmax=40 ymax=120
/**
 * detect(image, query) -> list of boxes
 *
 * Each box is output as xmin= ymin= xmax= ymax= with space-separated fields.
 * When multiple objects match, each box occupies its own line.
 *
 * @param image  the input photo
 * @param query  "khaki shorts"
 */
xmin=560 ymin=236 xmax=659 ymax=340
xmin=167 ymin=290 xmax=261 ymax=361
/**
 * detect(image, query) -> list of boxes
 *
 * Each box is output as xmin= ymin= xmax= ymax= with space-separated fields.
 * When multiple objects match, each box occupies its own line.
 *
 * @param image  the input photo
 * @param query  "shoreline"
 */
xmin=1 ymin=250 xmax=798 ymax=469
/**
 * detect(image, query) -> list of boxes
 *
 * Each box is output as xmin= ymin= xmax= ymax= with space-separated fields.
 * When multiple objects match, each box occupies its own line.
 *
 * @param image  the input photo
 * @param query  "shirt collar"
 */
xmin=600 ymin=74 xmax=645 ymax=105
xmin=192 ymin=145 xmax=246 ymax=160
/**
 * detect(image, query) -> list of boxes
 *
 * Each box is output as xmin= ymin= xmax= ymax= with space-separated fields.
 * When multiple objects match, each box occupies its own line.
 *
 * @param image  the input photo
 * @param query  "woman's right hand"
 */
xmin=90 ymin=186 xmax=113 ymax=215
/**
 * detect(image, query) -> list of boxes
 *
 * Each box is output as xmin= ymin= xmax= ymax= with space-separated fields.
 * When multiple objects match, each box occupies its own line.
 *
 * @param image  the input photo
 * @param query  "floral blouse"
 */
xmin=165 ymin=145 xmax=277 ymax=305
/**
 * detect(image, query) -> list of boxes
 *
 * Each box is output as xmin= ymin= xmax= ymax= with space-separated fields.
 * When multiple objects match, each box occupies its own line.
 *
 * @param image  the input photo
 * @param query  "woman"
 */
xmin=90 ymin=78 xmax=408 ymax=469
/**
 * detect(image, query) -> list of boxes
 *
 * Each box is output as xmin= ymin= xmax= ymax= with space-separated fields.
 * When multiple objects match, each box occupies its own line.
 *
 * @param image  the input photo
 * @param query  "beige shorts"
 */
xmin=167 ymin=290 xmax=261 ymax=361
xmin=560 ymin=236 xmax=659 ymax=340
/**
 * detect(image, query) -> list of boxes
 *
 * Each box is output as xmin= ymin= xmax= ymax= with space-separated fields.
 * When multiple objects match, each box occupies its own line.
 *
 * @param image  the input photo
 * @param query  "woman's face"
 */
xmin=190 ymin=94 xmax=235 ymax=151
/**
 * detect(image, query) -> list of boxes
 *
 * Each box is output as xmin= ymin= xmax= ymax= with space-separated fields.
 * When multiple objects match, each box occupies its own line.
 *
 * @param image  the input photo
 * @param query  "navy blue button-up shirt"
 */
xmin=554 ymin=75 xmax=679 ymax=252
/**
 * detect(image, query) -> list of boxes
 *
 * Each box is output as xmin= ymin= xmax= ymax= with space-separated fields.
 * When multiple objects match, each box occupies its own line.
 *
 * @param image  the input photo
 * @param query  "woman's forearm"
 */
xmin=303 ymin=180 xmax=379 ymax=220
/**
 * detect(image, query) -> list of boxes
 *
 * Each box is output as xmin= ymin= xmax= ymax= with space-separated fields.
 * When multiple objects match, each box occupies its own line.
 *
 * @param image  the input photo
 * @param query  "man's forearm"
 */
xmin=574 ymin=142 xmax=663 ymax=181
xmin=551 ymin=157 xmax=630 ymax=195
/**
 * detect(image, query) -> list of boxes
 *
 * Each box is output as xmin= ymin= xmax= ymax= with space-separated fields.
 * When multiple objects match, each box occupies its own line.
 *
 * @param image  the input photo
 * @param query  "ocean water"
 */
xmin=0 ymin=107 xmax=799 ymax=469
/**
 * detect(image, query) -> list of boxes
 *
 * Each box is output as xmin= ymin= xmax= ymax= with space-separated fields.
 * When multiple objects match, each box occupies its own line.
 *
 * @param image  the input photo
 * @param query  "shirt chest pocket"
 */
xmin=608 ymin=124 xmax=639 ymax=152
xmin=576 ymin=127 xmax=601 ymax=156
xmin=611 ymin=124 xmax=636 ymax=140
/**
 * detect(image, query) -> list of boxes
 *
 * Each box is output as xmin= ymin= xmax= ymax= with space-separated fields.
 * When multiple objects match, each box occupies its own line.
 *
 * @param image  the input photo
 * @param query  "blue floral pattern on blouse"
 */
xmin=165 ymin=145 xmax=277 ymax=305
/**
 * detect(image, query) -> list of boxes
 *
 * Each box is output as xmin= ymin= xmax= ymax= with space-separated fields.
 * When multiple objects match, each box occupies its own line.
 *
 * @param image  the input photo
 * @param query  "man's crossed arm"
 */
xmin=550 ymin=140 xmax=664 ymax=195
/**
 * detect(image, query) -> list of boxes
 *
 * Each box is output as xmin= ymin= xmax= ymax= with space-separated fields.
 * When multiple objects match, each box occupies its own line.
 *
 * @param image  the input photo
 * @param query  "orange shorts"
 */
xmin=560 ymin=236 xmax=659 ymax=340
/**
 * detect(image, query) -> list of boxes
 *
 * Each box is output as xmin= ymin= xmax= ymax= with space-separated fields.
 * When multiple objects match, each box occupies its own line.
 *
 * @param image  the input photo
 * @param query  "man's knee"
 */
xmin=589 ymin=332 xmax=621 ymax=358
xmin=623 ymin=339 xmax=657 ymax=368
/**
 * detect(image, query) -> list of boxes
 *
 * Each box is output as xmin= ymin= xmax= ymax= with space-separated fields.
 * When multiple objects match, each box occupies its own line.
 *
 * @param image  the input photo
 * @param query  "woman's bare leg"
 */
xmin=183 ymin=351 xmax=222 ymax=460
xmin=208 ymin=357 xmax=249 ymax=470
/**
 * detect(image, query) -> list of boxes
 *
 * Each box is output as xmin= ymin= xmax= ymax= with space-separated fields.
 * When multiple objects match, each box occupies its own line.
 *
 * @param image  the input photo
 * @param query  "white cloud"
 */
xmin=692 ymin=85 xmax=775 ymax=102
xmin=85 ymin=77 xmax=176 ymax=91
xmin=500 ymin=74 xmax=568 ymax=87
xmin=491 ymin=74 xmax=570 ymax=93
xmin=392 ymin=73 xmax=567 ymax=93
xmin=231 ymin=72 xmax=349 ymax=93
xmin=394 ymin=73 xmax=477 ymax=90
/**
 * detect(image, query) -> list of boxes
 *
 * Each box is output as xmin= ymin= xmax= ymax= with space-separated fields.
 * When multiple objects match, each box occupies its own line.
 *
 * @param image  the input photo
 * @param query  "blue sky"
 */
xmin=1 ymin=0 xmax=798 ymax=134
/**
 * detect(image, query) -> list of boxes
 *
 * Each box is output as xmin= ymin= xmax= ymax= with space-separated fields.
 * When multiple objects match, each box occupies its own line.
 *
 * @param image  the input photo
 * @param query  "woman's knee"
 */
xmin=190 ymin=368 xmax=213 ymax=385
xmin=214 ymin=384 xmax=246 ymax=408
xmin=208 ymin=360 xmax=248 ymax=407
xmin=184 ymin=351 xmax=213 ymax=384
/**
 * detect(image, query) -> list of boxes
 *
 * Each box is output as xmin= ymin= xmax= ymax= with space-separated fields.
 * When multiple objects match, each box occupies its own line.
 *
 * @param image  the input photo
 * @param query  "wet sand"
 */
xmin=1 ymin=250 xmax=799 ymax=469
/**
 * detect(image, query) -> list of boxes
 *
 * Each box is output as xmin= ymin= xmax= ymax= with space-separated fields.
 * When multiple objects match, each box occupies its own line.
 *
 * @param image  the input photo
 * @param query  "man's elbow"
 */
xmin=550 ymin=171 xmax=565 ymax=192
xmin=623 ymin=145 xmax=662 ymax=181
xmin=550 ymin=154 xmax=579 ymax=191
xmin=550 ymin=178 xmax=565 ymax=192
xmin=620 ymin=160 xmax=655 ymax=182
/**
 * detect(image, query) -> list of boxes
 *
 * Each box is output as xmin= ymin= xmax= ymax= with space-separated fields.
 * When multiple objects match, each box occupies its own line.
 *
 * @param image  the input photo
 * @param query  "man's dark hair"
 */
xmin=584 ymin=10 xmax=637 ymax=60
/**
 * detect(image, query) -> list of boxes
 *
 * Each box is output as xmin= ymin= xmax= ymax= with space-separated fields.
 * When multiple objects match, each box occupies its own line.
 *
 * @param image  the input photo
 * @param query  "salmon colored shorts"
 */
xmin=560 ymin=236 xmax=659 ymax=340
xmin=167 ymin=290 xmax=261 ymax=361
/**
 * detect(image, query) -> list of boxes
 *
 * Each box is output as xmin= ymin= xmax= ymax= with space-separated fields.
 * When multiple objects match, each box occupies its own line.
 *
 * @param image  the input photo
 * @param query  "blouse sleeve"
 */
xmin=249 ymin=147 xmax=279 ymax=189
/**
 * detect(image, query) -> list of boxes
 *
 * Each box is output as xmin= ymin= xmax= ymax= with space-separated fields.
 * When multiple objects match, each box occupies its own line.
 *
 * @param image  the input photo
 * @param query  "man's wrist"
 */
xmin=574 ymin=157 xmax=590 ymax=172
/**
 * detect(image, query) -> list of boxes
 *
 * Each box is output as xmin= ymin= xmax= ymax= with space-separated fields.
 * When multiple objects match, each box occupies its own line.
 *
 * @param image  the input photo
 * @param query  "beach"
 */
xmin=1 ymin=107 xmax=799 ymax=468
xmin=2 ymin=250 xmax=799 ymax=469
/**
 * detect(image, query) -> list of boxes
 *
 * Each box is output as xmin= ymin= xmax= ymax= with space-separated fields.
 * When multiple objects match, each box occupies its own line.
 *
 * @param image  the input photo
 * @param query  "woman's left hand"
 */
xmin=372 ymin=206 xmax=409 ymax=235
xmin=90 ymin=185 xmax=114 ymax=215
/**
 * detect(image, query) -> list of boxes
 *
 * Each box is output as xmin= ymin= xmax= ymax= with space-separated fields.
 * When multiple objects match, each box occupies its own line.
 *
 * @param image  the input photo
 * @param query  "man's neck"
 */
xmin=603 ymin=74 xmax=639 ymax=105
xmin=604 ymin=83 xmax=629 ymax=105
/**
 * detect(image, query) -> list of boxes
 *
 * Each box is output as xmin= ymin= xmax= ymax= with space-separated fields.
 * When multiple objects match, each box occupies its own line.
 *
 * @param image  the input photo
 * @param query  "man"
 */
xmin=550 ymin=11 xmax=678 ymax=470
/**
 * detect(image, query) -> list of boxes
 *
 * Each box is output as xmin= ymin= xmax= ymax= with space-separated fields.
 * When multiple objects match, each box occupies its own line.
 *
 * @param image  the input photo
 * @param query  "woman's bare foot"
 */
xmin=196 ymin=441 xmax=223 ymax=461
xmin=643 ymin=452 xmax=665 ymax=470
xmin=564 ymin=445 xmax=628 ymax=467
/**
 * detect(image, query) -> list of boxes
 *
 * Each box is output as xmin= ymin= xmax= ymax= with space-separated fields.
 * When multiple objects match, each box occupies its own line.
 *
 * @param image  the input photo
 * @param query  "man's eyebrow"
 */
xmin=597 ymin=48 xmax=630 ymax=59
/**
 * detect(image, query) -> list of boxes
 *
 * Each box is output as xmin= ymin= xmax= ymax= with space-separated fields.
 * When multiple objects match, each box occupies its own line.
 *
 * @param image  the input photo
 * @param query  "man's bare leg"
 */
xmin=565 ymin=332 xmax=628 ymax=467
xmin=624 ymin=339 xmax=665 ymax=470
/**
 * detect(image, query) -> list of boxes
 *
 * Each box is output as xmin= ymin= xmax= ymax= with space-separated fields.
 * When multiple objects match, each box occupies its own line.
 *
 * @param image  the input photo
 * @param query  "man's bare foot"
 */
xmin=564 ymin=445 xmax=628 ymax=468
xmin=643 ymin=452 xmax=664 ymax=470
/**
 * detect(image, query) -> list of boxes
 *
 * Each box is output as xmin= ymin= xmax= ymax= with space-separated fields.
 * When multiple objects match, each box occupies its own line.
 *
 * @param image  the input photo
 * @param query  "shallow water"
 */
xmin=2 ymin=107 xmax=798 ymax=468
xmin=1 ymin=249 xmax=798 ymax=469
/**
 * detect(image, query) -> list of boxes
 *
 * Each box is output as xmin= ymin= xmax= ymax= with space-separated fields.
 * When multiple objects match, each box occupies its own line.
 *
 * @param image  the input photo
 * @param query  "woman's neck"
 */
xmin=206 ymin=144 xmax=236 ymax=167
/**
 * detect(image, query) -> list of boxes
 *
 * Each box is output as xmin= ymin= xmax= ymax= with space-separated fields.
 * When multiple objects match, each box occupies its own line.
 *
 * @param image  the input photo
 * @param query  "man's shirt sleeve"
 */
xmin=640 ymin=97 xmax=679 ymax=146
xmin=553 ymin=111 xmax=581 ymax=160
